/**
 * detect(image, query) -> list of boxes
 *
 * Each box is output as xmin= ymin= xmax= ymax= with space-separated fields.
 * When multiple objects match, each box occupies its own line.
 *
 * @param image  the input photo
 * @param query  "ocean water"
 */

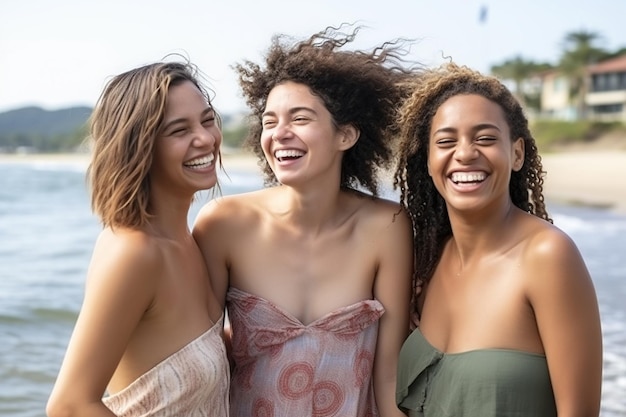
xmin=0 ymin=159 xmax=624 ymax=416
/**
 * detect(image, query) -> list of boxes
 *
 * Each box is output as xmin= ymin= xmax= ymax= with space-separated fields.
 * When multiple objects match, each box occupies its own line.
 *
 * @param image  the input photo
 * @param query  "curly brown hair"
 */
xmin=393 ymin=62 xmax=552 ymax=292
xmin=87 ymin=60 xmax=218 ymax=229
xmin=235 ymin=24 xmax=419 ymax=195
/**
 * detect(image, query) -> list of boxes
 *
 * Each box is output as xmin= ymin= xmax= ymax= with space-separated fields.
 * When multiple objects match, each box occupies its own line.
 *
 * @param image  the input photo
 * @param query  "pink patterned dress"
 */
xmin=226 ymin=287 xmax=384 ymax=417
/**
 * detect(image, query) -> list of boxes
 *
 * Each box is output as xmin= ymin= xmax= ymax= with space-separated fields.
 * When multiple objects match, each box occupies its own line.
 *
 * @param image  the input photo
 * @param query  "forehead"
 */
xmin=164 ymin=80 xmax=207 ymax=114
xmin=432 ymin=94 xmax=507 ymax=129
xmin=266 ymin=81 xmax=325 ymax=109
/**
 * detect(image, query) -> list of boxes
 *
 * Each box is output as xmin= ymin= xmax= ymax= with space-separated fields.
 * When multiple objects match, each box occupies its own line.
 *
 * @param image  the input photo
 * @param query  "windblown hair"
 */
xmin=87 ymin=60 xmax=216 ymax=229
xmin=393 ymin=62 xmax=552 ymax=294
xmin=235 ymin=24 xmax=419 ymax=195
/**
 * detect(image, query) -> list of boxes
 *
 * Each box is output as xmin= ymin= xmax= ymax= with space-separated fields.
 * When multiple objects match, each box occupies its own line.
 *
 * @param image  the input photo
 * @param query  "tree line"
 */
xmin=490 ymin=29 xmax=626 ymax=117
xmin=2 ymin=29 xmax=623 ymax=154
xmin=0 ymin=109 xmax=249 ymax=154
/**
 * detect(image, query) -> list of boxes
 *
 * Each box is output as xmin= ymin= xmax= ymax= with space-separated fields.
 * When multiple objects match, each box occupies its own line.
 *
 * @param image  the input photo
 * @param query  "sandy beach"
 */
xmin=1 ymin=149 xmax=625 ymax=215
xmin=541 ymin=150 xmax=626 ymax=214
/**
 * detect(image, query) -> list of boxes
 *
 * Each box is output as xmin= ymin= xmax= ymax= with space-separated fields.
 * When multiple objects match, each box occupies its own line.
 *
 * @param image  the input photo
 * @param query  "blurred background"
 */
xmin=1 ymin=1 xmax=625 ymax=416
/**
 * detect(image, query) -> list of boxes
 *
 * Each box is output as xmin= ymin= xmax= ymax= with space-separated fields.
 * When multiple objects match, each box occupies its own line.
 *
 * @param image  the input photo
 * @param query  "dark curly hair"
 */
xmin=235 ymin=24 xmax=419 ymax=195
xmin=393 ymin=62 xmax=552 ymax=298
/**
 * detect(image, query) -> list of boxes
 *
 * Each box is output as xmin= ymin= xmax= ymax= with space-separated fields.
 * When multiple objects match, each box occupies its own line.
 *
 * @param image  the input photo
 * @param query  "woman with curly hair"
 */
xmin=193 ymin=25 xmax=417 ymax=417
xmin=394 ymin=62 xmax=602 ymax=417
xmin=47 ymin=60 xmax=229 ymax=417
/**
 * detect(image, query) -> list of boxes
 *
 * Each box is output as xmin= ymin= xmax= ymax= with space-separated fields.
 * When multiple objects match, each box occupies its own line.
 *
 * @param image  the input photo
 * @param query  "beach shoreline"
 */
xmin=541 ymin=150 xmax=626 ymax=215
xmin=2 ymin=149 xmax=625 ymax=215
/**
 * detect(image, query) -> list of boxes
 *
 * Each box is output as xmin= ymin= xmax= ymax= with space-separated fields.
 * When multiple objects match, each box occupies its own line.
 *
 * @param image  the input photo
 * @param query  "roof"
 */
xmin=588 ymin=55 xmax=626 ymax=74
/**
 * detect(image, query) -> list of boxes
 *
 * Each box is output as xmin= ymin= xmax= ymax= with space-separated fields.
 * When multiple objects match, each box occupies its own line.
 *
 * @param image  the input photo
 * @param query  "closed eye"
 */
xmin=170 ymin=127 xmax=187 ymax=136
xmin=435 ymin=137 xmax=456 ymax=147
xmin=262 ymin=119 xmax=277 ymax=128
xmin=476 ymin=136 xmax=497 ymax=144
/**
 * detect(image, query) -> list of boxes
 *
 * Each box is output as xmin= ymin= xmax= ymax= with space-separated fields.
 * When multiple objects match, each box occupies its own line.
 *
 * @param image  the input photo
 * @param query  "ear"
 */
xmin=512 ymin=137 xmax=525 ymax=172
xmin=337 ymin=124 xmax=359 ymax=151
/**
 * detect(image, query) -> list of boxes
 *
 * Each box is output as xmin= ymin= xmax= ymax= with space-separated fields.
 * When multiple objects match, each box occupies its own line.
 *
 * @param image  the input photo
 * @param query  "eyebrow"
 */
xmin=162 ymin=107 xmax=214 ymax=131
xmin=262 ymin=106 xmax=316 ymax=118
xmin=432 ymin=123 xmax=502 ymax=135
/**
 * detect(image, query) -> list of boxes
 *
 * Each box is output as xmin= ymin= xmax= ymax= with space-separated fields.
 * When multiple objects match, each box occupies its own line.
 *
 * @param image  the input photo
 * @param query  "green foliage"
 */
xmin=490 ymin=56 xmax=552 ymax=84
xmin=0 ymin=125 xmax=88 ymax=153
xmin=531 ymin=120 xmax=624 ymax=151
xmin=0 ymin=106 xmax=252 ymax=153
xmin=0 ymin=106 xmax=91 ymax=153
xmin=490 ymin=56 xmax=552 ymax=112
xmin=222 ymin=123 xmax=249 ymax=149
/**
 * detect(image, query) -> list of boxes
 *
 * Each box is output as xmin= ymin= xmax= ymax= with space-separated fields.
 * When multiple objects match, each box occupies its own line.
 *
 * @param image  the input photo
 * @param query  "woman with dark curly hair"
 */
xmin=193 ymin=25 xmax=417 ymax=417
xmin=394 ymin=62 xmax=603 ymax=417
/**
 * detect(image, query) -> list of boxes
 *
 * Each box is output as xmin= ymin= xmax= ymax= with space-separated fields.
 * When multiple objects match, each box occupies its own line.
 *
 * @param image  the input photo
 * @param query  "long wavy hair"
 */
xmin=393 ymin=63 xmax=552 ymax=303
xmin=87 ymin=60 xmax=217 ymax=229
xmin=235 ymin=23 xmax=420 ymax=195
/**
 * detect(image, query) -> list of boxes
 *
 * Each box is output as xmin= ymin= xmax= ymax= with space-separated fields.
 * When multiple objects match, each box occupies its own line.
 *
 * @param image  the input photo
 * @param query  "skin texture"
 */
xmin=46 ymin=72 xmax=224 ymax=417
xmin=194 ymin=80 xmax=412 ymax=417
xmin=403 ymin=91 xmax=603 ymax=416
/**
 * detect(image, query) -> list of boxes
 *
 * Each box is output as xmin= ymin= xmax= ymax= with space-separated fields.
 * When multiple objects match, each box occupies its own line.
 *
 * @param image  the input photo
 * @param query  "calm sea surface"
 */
xmin=0 ymin=159 xmax=624 ymax=416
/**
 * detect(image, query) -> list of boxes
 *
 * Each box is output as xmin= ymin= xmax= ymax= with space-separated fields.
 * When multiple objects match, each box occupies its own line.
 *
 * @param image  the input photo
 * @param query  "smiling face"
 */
xmin=150 ymin=80 xmax=222 ymax=198
xmin=260 ymin=81 xmax=357 ymax=188
xmin=428 ymin=93 xmax=524 ymax=213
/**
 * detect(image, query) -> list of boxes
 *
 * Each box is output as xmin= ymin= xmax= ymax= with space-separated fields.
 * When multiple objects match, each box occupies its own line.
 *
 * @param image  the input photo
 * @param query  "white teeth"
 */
xmin=184 ymin=154 xmax=214 ymax=168
xmin=274 ymin=149 xmax=305 ymax=160
xmin=450 ymin=171 xmax=486 ymax=183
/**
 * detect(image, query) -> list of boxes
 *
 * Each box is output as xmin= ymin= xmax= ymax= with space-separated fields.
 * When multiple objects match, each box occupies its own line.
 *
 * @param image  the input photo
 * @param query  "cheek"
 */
xmin=212 ymin=127 xmax=223 ymax=146
xmin=427 ymin=151 xmax=442 ymax=177
xmin=426 ymin=152 xmax=448 ymax=190
xmin=260 ymin=132 xmax=273 ymax=155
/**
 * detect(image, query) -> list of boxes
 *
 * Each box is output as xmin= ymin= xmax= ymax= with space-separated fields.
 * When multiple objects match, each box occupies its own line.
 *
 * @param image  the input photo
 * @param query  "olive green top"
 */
xmin=396 ymin=328 xmax=557 ymax=417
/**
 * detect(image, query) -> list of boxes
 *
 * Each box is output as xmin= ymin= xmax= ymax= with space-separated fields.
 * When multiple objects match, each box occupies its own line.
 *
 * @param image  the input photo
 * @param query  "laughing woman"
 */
xmin=394 ymin=62 xmax=603 ymax=417
xmin=47 ymin=61 xmax=229 ymax=417
xmin=193 ymin=25 xmax=418 ymax=417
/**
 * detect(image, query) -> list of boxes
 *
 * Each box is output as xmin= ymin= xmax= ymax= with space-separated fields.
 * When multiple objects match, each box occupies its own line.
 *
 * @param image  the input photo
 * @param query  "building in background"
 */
xmin=586 ymin=54 xmax=626 ymax=122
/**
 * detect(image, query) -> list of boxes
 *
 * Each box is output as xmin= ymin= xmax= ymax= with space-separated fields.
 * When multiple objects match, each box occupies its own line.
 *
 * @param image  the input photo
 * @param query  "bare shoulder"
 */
xmin=89 ymin=227 xmax=164 ymax=288
xmin=521 ymin=215 xmax=583 ymax=266
xmin=94 ymin=227 xmax=163 ymax=260
xmin=192 ymin=189 xmax=274 ymax=253
xmin=194 ymin=190 xmax=266 ymax=229
xmin=350 ymin=191 xmax=411 ymax=230
xmin=517 ymin=213 xmax=592 ymax=292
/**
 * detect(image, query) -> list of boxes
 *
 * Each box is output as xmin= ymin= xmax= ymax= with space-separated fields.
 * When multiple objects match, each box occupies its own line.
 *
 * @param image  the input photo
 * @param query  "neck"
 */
xmin=271 ymin=184 xmax=346 ymax=235
xmin=448 ymin=199 xmax=518 ymax=264
xmin=147 ymin=195 xmax=193 ymax=240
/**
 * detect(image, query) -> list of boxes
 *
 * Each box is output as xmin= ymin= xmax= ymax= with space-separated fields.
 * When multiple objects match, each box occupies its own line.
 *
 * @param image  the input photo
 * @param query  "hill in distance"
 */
xmin=0 ymin=106 xmax=244 ymax=139
xmin=0 ymin=106 xmax=93 ymax=138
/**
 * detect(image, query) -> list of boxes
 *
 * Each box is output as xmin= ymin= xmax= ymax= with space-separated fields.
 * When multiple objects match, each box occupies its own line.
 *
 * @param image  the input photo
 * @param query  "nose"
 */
xmin=194 ymin=125 xmax=219 ymax=148
xmin=454 ymin=139 xmax=478 ymax=163
xmin=270 ymin=123 xmax=293 ymax=142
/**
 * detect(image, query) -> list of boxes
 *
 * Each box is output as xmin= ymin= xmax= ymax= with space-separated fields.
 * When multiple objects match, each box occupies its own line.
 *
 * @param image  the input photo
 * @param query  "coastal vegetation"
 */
xmin=532 ymin=120 xmax=626 ymax=152
xmin=1 ymin=29 xmax=624 ymax=155
xmin=1 ymin=106 xmax=621 ymax=155
xmin=491 ymin=29 xmax=626 ymax=116
xmin=0 ymin=107 xmax=250 ymax=153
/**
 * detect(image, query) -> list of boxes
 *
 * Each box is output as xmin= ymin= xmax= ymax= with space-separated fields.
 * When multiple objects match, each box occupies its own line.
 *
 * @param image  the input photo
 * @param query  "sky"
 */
xmin=1 ymin=0 xmax=625 ymax=115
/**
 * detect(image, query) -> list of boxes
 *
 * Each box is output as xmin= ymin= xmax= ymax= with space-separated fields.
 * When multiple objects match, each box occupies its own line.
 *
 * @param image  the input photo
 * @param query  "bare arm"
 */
xmin=373 ymin=207 xmax=413 ymax=417
xmin=47 ymin=230 xmax=159 ymax=417
xmin=192 ymin=199 xmax=233 ymax=363
xmin=192 ymin=198 xmax=231 ymax=312
xmin=527 ymin=228 xmax=603 ymax=417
